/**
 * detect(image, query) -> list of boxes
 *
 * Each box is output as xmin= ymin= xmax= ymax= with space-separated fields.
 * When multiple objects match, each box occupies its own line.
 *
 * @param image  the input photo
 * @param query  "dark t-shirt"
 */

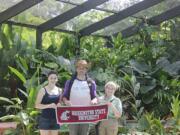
xmin=41 ymin=88 xmax=60 ymax=119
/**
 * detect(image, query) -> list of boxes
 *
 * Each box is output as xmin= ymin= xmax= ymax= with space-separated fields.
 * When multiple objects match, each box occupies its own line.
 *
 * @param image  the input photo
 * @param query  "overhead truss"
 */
xmin=79 ymin=0 xmax=163 ymax=36
xmin=0 ymin=0 xmax=43 ymax=24
xmin=0 ymin=0 xmax=179 ymax=41
xmin=114 ymin=5 xmax=180 ymax=38
xmin=38 ymin=0 xmax=108 ymax=32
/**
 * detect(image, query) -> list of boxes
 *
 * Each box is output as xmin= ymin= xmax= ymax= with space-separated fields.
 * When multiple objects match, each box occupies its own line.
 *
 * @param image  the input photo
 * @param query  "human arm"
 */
xmin=57 ymin=88 xmax=63 ymax=107
xmin=35 ymin=88 xmax=57 ymax=109
xmin=90 ymin=80 xmax=98 ymax=105
xmin=62 ymin=80 xmax=72 ymax=106
xmin=107 ymin=98 xmax=122 ymax=119
xmin=91 ymin=98 xmax=98 ymax=105
xmin=62 ymin=97 xmax=72 ymax=106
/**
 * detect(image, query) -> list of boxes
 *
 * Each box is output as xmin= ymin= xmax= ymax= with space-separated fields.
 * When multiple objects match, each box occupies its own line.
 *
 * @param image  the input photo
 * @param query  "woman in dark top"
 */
xmin=35 ymin=71 xmax=62 ymax=135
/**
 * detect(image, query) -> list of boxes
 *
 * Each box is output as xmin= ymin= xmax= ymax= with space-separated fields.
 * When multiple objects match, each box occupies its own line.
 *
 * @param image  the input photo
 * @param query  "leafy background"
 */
xmin=0 ymin=11 xmax=179 ymax=135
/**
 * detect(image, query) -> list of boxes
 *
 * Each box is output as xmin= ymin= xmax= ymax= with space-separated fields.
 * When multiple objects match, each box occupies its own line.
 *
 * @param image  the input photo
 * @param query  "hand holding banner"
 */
xmin=56 ymin=104 xmax=108 ymax=124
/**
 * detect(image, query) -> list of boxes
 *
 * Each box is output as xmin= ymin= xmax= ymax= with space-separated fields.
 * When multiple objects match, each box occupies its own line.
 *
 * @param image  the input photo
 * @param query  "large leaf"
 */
xmin=17 ymin=88 xmax=28 ymax=98
xmin=44 ymin=62 xmax=58 ymax=69
xmin=138 ymin=115 xmax=150 ymax=131
xmin=156 ymin=57 xmax=180 ymax=76
xmin=15 ymin=57 xmax=28 ymax=75
xmin=5 ymin=105 xmax=22 ymax=112
xmin=165 ymin=61 xmax=180 ymax=76
xmin=134 ymin=83 xmax=140 ymax=96
xmin=35 ymin=49 xmax=56 ymax=62
xmin=27 ymin=87 xmax=36 ymax=108
xmin=24 ymin=67 xmax=39 ymax=92
xmin=11 ymin=98 xmax=23 ymax=105
xmin=171 ymin=95 xmax=180 ymax=119
xmin=4 ymin=24 xmax=13 ymax=41
xmin=0 ymin=115 xmax=20 ymax=121
xmin=142 ymin=93 xmax=154 ymax=104
xmin=129 ymin=60 xmax=151 ymax=75
xmin=131 ymin=75 xmax=140 ymax=96
xmin=56 ymin=56 xmax=73 ymax=72
xmin=0 ymin=97 xmax=14 ymax=105
xmin=8 ymin=66 xmax=26 ymax=84
xmin=140 ymin=79 xmax=156 ymax=94
xmin=0 ymin=30 xmax=10 ymax=50
xmin=24 ymin=68 xmax=40 ymax=108
xmin=27 ymin=83 xmax=44 ymax=109
xmin=16 ymin=56 xmax=29 ymax=75
xmin=156 ymin=57 xmax=170 ymax=67
xmin=91 ymin=68 xmax=116 ymax=84
xmin=18 ymin=112 xmax=29 ymax=126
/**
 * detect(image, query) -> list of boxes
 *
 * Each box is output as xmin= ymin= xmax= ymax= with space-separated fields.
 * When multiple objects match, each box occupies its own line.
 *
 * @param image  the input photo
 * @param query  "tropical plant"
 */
xmin=0 ymin=24 xmax=36 ymax=99
xmin=0 ymin=96 xmax=39 ymax=135
xmin=138 ymin=113 xmax=165 ymax=135
xmin=162 ymin=95 xmax=180 ymax=134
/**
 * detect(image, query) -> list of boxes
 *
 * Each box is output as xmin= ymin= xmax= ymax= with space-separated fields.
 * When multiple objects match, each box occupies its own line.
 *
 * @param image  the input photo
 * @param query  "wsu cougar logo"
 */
xmin=60 ymin=110 xmax=70 ymax=120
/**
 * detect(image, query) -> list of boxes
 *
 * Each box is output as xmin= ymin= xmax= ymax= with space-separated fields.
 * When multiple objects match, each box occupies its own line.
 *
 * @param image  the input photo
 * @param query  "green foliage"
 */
xmin=171 ymin=95 xmax=180 ymax=120
xmin=79 ymin=18 xmax=180 ymax=121
xmin=163 ymin=95 xmax=180 ymax=133
xmin=138 ymin=113 xmax=165 ymax=135
xmin=8 ymin=66 xmax=26 ymax=84
xmin=0 ymin=13 xmax=179 ymax=135
xmin=0 ymin=96 xmax=39 ymax=135
xmin=0 ymin=24 xmax=36 ymax=100
xmin=43 ymin=32 xmax=77 ymax=59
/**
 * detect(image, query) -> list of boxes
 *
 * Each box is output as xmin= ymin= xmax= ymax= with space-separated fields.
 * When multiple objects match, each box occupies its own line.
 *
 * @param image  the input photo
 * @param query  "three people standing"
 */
xmin=35 ymin=60 xmax=122 ymax=135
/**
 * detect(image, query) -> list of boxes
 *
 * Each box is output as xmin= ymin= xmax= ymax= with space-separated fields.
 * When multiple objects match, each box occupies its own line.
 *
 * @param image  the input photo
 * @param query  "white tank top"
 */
xmin=70 ymin=79 xmax=91 ymax=106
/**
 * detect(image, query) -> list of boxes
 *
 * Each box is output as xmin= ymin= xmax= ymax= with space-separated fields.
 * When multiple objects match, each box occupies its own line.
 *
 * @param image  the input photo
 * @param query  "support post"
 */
xmin=76 ymin=34 xmax=81 ymax=57
xmin=36 ymin=29 xmax=42 ymax=49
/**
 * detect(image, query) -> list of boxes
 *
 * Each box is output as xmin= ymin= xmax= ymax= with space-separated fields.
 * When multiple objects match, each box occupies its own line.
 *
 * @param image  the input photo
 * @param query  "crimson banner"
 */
xmin=56 ymin=104 xmax=108 ymax=124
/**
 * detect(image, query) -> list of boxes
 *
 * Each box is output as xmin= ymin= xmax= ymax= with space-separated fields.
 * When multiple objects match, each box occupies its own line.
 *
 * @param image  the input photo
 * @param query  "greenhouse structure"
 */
xmin=0 ymin=0 xmax=180 ymax=135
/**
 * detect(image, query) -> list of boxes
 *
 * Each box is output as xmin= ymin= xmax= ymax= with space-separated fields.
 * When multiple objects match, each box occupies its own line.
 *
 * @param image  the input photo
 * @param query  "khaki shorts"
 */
xmin=99 ymin=119 xmax=118 ymax=135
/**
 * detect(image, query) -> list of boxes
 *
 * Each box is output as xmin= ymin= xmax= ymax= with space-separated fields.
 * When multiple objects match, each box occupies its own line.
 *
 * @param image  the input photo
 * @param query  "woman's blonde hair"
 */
xmin=105 ymin=81 xmax=120 ymax=91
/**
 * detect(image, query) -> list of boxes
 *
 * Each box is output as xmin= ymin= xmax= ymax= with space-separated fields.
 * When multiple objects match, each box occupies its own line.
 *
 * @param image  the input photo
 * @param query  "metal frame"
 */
xmin=0 ymin=0 xmax=43 ymax=24
xmin=79 ymin=0 xmax=162 ymax=36
xmin=36 ymin=29 xmax=42 ymax=49
xmin=0 ymin=0 xmax=179 ymax=49
xmin=38 ymin=0 xmax=108 ymax=32
xmin=148 ymin=5 xmax=180 ymax=25
xmin=114 ymin=5 xmax=180 ymax=38
xmin=56 ymin=0 xmax=118 ymax=14
xmin=5 ymin=20 xmax=77 ymax=35
xmin=4 ymin=20 xmax=108 ymax=39
xmin=5 ymin=20 xmax=37 ymax=29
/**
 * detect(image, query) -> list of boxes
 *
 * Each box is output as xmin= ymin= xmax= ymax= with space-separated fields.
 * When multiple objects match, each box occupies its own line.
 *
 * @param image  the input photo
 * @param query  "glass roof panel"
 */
xmin=134 ymin=0 xmax=180 ymax=18
xmin=0 ymin=0 xmax=22 ymax=13
xmin=98 ymin=0 xmax=144 ymax=12
xmin=93 ymin=0 xmax=180 ymax=36
xmin=9 ymin=0 xmax=75 ymax=25
xmin=93 ymin=17 xmax=135 ymax=36
xmin=55 ymin=9 xmax=112 ymax=31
